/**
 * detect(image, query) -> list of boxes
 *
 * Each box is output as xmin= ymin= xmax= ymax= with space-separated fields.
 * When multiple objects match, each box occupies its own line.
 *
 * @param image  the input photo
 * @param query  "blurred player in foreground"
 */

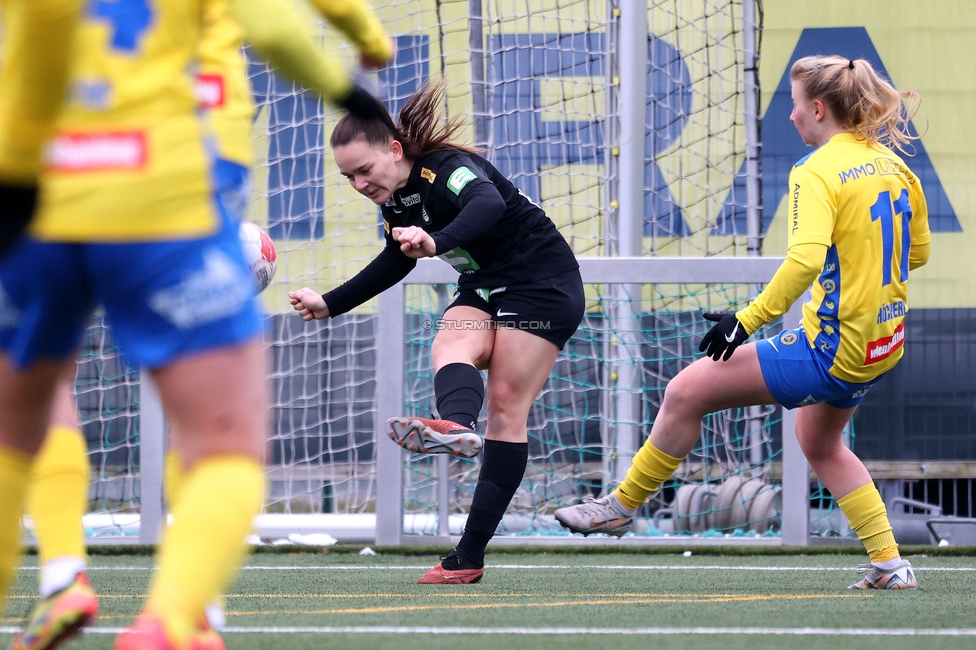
xmin=289 ymin=80 xmax=584 ymax=584
xmin=554 ymin=55 xmax=930 ymax=591
xmin=0 ymin=1 xmax=390 ymax=649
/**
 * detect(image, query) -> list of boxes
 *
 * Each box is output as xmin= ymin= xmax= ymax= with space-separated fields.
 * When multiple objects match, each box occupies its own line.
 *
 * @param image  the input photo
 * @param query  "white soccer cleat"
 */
xmin=847 ymin=560 xmax=918 ymax=590
xmin=554 ymin=494 xmax=633 ymax=537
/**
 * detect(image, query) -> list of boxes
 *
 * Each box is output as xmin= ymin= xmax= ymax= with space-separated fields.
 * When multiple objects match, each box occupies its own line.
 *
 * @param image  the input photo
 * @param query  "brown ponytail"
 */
xmin=790 ymin=55 xmax=922 ymax=154
xmin=330 ymin=80 xmax=478 ymax=158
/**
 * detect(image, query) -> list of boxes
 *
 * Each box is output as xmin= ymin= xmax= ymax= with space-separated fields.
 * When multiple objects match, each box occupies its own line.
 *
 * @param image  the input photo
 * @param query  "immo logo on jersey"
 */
xmin=46 ymin=132 xmax=147 ymax=172
xmin=838 ymin=158 xmax=918 ymax=185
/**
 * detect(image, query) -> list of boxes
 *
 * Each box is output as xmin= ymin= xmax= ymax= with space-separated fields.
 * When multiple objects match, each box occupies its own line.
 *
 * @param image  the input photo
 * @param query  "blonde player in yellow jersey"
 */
xmin=0 ymin=1 xmax=391 ymax=650
xmin=555 ymin=55 xmax=931 ymax=590
xmin=0 ymin=0 xmax=81 ymax=253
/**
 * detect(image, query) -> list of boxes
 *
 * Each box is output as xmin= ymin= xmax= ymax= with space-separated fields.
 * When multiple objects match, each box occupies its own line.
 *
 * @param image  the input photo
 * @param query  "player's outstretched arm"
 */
xmin=228 ymin=0 xmax=383 ymax=115
xmin=0 ymin=0 xmax=81 ymax=183
xmin=0 ymin=0 xmax=82 ymax=253
xmin=306 ymin=0 xmax=394 ymax=69
xmin=288 ymin=288 xmax=330 ymax=321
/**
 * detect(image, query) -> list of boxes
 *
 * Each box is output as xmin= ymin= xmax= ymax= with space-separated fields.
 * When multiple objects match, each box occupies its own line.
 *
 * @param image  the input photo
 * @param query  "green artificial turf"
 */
xmin=2 ymin=551 xmax=974 ymax=649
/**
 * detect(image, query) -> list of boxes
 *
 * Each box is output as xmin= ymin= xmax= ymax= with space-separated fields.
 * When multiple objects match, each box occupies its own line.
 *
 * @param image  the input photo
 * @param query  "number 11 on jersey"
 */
xmin=870 ymin=188 xmax=912 ymax=286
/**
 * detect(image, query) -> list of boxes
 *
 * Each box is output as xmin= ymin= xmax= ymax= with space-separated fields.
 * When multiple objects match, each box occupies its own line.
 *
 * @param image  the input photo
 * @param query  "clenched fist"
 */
xmin=288 ymin=288 xmax=330 ymax=321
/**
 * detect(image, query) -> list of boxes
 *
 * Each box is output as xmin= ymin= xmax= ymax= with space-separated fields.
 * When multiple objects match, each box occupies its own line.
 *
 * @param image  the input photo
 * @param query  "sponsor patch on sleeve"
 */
xmin=195 ymin=74 xmax=225 ymax=109
xmin=447 ymin=166 xmax=478 ymax=195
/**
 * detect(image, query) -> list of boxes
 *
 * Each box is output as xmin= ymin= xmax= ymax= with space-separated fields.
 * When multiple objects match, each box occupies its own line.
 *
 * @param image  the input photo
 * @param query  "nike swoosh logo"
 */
xmin=724 ymin=321 xmax=740 ymax=343
xmin=496 ymin=310 xmax=518 ymax=317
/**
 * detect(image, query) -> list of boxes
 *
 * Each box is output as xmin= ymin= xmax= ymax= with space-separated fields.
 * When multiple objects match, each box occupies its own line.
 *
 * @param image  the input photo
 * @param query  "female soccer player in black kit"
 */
xmin=289 ymin=81 xmax=584 ymax=584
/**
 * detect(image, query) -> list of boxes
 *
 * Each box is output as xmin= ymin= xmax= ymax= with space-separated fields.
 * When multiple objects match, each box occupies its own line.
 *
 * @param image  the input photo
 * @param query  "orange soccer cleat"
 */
xmin=386 ymin=417 xmax=483 ymax=458
xmin=12 ymin=572 xmax=99 ymax=650
xmin=416 ymin=549 xmax=485 ymax=585
xmin=114 ymin=612 xmax=226 ymax=650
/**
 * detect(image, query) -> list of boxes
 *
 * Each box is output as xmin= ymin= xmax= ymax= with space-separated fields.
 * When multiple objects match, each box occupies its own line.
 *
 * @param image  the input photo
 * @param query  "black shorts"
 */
xmin=445 ymin=268 xmax=584 ymax=350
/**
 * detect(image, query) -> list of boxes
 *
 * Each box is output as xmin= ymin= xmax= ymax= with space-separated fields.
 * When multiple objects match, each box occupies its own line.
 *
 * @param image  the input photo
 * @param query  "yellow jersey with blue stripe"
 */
xmin=32 ymin=0 xmax=217 ymax=242
xmin=196 ymin=0 xmax=253 ymax=168
xmin=786 ymin=133 xmax=930 ymax=383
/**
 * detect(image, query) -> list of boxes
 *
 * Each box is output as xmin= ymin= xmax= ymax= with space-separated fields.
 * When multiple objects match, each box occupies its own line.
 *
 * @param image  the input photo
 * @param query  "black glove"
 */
xmin=0 ymin=182 xmax=37 ymax=257
xmin=337 ymin=84 xmax=387 ymax=121
xmin=699 ymin=312 xmax=749 ymax=361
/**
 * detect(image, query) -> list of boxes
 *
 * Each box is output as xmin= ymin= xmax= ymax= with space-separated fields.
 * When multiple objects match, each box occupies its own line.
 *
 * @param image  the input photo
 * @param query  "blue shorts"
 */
xmin=0 ymin=161 xmax=262 ymax=369
xmin=756 ymin=327 xmax=883 ymax=410
xmin=213 ymin=158 xmax=250 ymax=221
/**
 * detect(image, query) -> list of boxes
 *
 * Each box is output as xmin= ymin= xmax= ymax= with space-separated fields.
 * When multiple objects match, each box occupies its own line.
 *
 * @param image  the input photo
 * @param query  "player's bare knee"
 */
xmin=661 ymin=373 xmax=707 ymax=419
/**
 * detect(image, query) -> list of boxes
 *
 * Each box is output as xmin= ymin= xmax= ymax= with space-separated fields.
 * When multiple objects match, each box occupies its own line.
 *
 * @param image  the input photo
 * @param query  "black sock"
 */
xmin=455 ymin=439 xmax=529 ymax=567
xmin=434 ymin=363 xmax=484 ymax=430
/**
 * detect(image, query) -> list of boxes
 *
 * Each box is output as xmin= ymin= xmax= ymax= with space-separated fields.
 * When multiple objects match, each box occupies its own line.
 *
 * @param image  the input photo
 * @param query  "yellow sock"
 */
xmin=614 ymin=440 xmax=683 ymax=511
xmin=28 ymin=426 xmax=89 ymax=565
xmin=837 ymin=483 xmax=899 ymax=563
xmin=164 ymin=450 xmax=185 ymax=510
xmin=0 ymin=447 xmax=31 ymax=613
xmin=146 ymin=455 xmax=264 ymax=645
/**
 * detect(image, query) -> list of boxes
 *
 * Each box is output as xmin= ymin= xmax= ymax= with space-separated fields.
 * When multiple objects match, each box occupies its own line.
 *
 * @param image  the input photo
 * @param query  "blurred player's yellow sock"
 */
xmin=164 ymin=449 xmax=228 ymax=629
xmin=0 ymin=446 xmax=31 ymax=612
xmin=837 ymin=483 xmax=899 ymax=564
xmin=146 ymin=455 xmax=264 ymax=645
xmin=28 ymin=426 xmax=89 ymax=565
xmin=164 ymin=449 xmax=185 ymax=509
xmin=614 ymin=440 xmax=683 ymax=511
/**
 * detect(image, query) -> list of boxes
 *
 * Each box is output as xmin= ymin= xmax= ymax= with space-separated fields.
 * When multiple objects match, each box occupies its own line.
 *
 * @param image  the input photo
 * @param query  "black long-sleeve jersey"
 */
xmin=323 ymin=148 xmax=579 ymax=317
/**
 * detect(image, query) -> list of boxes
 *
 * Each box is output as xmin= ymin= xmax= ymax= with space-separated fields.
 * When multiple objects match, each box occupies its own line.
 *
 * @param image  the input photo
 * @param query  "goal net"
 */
xmin=66 ymin=0 xmax=838 ymax=543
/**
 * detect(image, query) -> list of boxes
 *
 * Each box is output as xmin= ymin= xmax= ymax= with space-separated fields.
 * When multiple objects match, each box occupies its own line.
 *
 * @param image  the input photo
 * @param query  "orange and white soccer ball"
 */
xmin=238 ymin=221 xmax=277 ymax=292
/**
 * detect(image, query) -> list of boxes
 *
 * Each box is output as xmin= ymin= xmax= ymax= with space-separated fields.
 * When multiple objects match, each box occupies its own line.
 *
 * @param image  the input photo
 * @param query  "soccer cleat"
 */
xmin=114 ymin=614 xmax=177 ymax=650
xmin=12 ymin=573 xmax=99 ymax=650
xmin=553 ymin=494 xmax=633 ymax=537
xmin=191 ymin=617 xmax=226 ymax=650
xmin=386 ymin=417 xmax=483 ymax=458
xmin=847 ymin=560 xmax=918 ymax=590
xmin=416 ymin=549 xmax=485 ymax=584
xmin=114 ymin=613 xmax=226 ymax=650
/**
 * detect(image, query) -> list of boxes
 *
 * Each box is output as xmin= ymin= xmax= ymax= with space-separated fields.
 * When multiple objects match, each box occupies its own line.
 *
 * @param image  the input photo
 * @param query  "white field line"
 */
xmin=14 ymin=564 xmax=976 ymax=572
xmin=3 ymin=626 xmax=976 ymax=637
